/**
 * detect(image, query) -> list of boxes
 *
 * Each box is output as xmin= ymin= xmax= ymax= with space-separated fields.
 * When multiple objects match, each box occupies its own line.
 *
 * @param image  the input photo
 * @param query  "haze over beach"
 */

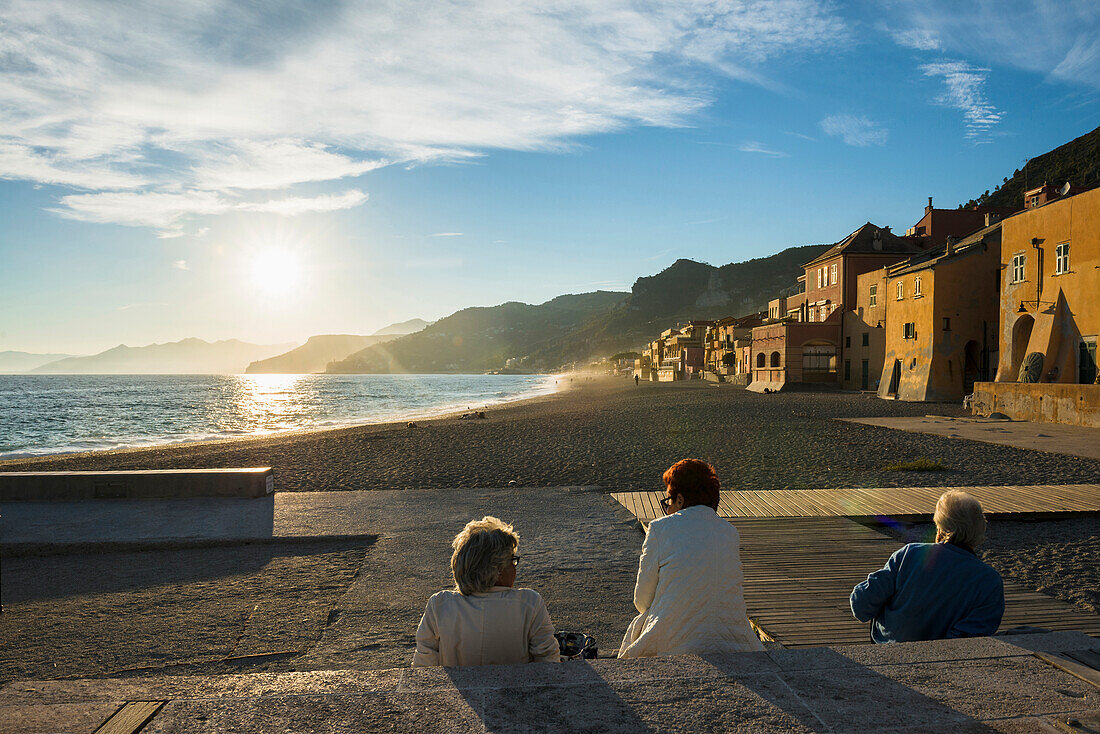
xmin=2 ymin=2 xmax=1100 ymax=731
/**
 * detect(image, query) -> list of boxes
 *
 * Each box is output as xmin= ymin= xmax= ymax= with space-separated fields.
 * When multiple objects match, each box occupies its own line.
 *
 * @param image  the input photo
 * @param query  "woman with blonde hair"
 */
xmin=851 ymin=490 xmax=1004 ymax=642
xmin=412 ymin=516 xmax=560 ymax=666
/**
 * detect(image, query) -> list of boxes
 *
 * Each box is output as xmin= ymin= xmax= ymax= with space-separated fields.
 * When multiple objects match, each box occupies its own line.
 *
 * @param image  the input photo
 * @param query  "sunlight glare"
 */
xmin=250 ymin=250 xmax=300 ymax=296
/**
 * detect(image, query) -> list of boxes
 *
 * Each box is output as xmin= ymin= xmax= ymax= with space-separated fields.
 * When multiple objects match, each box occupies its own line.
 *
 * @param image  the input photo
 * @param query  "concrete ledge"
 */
xmin=0 ymin=468 xmax=274 ymax=501
xmin=3 ymin=633 xmax=1097 ymax=733
xmin=972 ymin=381 xmax=1100 ymax=428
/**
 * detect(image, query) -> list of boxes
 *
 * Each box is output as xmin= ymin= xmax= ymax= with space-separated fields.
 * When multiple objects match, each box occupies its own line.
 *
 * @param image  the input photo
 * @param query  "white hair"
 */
xmin=934 ymin=490 xmax=987 ymax=549
xmin=450 ymin=516 xmax=517 ymax=595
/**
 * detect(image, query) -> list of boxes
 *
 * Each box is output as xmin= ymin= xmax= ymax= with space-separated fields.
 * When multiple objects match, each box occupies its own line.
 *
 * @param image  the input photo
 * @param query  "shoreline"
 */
xmin=0 ymin=372 xmax=572 ymax=467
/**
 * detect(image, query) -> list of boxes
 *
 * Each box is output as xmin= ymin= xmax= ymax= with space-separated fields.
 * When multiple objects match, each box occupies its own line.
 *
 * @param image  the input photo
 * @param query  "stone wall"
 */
xmin=971 ymin=381 xmax=1100 ymax=427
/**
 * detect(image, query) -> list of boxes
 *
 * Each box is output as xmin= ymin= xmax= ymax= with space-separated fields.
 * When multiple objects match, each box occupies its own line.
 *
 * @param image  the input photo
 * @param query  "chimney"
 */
xmin=984 ymin=212 xmax=1000 ymax=227
xmin=945 ymin=235 xmax=957 ymax=256
xmin=872 ymin=230 xmax=883 ymax=251
xmin=926 ymin=196 xmax=933 ymax=214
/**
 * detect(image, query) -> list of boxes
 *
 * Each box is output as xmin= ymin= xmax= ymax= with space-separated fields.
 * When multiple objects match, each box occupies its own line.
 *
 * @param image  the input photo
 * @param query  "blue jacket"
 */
xmin=850 ymin=542 xmax=1004 ymax=643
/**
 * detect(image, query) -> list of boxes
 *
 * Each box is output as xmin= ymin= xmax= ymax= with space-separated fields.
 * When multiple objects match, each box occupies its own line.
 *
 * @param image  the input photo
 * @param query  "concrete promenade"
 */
xmin=841 ymin=415 xmax=1100 ymax=461
xmin=3 ymin=632 xmax=1098 ymax=733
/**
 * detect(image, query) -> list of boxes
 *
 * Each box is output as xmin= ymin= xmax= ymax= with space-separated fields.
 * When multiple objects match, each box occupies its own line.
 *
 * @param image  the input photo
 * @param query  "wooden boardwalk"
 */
xmin=610 ymin=485 xmax=1100 ymax=647
xmin=611 ymin=484 xmax=1100 ymax=522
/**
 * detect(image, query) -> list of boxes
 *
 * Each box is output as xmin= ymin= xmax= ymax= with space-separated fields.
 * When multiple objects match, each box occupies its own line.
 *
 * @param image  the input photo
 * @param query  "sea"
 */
xmin=0 ymin=373 xmax=559 ymax=459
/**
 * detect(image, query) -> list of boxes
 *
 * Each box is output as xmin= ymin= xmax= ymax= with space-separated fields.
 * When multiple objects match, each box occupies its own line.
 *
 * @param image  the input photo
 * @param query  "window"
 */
xmin=808 ymin=309 xmax=815 ymax=322
xmin=896 ymin=281 xmax=904 ymax=300
xmin=943 ymin=317 xmax=951 ymax=331
xmin=845 ymin=336 xmax=851 ymax=348
xmin=820 ymin=306 xmax=828 ymax=321
xmin=817 ymin=268 xmax=823 ymax=288
xmin=770 ymin=351 xmax=781 ymax=368
xmin=1056 ymin=243 xmax=1070 ymax=274
xmin=830 ymin=263 xmax=837 ymax=285
xmin=1011 ymin=253 xmax=1026 ymax=283
xmin=914 ymin=276 xmax=922 ymax=297
xmin=903 ymin=322 xmax=916 ymax=339
xmin=861 ymin=332 xmax=869 ymax=347
xmin=844 ymin=359 xmax=851 ymax=380
xmin=756 ymin=353 xmax=766 ymax=368
xmin=869 ymin=284 xmax=877 ymax=307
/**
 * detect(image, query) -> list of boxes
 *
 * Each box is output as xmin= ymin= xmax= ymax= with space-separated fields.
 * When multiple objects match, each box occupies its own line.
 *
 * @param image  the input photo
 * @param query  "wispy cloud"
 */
xmin=921 ymin=62 xmax=1004 ymax=141
xmin=738 ymin=141 xmax=788 ymax=158
xmin=877 ymin=1 xmax=1100 ymax=89
xmin=51 ymin=189 xmax=368 ymax=231
xmin=890 ymin=28 xmax=941 ymax=51
xmin=172 ymin=260 xmax=189 ymax=270
xmin=819 ymin=115 xmax=888 ymax=147
xmin=784 ymin=131 xmax=816 ymax=141
xmin=0 ymin=0 xmax=850 ymax=232
xmin=429 ymin=232 xmax=464 ymax=238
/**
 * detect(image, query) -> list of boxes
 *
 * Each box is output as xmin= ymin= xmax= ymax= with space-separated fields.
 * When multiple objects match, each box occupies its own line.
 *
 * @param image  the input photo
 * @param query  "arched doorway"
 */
xmin=1009 ymin=315 xmax=1034 ymax=380
xmin=769 ymin=351 xmax=781 ymax=368
xmin=963 ymin=340 xmax=981 ymax=393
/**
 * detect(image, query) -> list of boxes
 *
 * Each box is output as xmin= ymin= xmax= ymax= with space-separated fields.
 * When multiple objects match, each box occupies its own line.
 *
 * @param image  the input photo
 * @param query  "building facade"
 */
xmin=877 ymin=222 xmax=1002 ymax=401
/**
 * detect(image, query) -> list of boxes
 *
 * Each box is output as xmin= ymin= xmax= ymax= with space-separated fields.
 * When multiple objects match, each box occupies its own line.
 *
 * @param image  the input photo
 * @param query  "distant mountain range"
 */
xmin=245 ymin=319 xmax=430 ymax=373
xmin=31 ymin=338 xmax=295 ymax=374
xmin=962 ymin=124 xmax=1099 ymax=210
xmin=0 ymin=351 xmax=77 ymax=373
xmin=327 ymin=292 xmax=627 ymax=374
xmin=327 ymin=244 xmax=826 ymax=373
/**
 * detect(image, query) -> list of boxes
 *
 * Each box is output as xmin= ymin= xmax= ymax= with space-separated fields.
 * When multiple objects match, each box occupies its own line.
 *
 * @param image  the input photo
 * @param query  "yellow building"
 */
xmin=996 ymin=186 xmax=1099 ymax=385
xmin=877 ymin=222 xmax=1002 ymax=401
xmin=969 ymin=186 xmax=1099 ymax=426
xmin=842 ymin=267 xmax=888 ymax=391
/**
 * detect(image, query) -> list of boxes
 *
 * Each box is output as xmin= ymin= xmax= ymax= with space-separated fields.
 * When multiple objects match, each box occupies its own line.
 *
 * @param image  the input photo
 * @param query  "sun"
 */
xmin=250 ymin=250 xmax=299 ymax=295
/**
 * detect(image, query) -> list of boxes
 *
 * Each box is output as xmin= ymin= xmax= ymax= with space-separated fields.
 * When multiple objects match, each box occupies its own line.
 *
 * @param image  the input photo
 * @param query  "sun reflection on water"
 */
xmin=233 ymin=374 xmax=310 ymax=432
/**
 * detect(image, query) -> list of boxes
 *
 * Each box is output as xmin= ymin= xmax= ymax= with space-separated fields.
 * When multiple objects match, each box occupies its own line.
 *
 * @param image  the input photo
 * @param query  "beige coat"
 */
xmin=619 ymin=504 xmax=763 ymax=658
xmin=412 ymin=586 xmax=561 ymax=667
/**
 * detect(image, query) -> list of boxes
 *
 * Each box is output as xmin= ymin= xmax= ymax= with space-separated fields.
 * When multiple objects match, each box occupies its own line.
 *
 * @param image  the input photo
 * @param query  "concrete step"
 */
xmin=2 ymin=632 xmax=1097 ymax=733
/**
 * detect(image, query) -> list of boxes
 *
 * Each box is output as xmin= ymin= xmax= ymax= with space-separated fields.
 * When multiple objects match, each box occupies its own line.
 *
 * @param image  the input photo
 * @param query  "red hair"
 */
xmin=663 ymin=459 xmax=720 ymax=511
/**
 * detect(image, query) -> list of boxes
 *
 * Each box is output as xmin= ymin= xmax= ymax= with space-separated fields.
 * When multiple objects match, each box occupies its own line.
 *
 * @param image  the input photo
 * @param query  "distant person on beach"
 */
xmin=634 ymin=374 xmax=639 ymax=385
xmin=619 ymin=459 xmax=763 ymax=658
xmin=412 ymin=516 xmax=560 ymax=666
xmin=850 ymin=490 xmax=1004 ymax=643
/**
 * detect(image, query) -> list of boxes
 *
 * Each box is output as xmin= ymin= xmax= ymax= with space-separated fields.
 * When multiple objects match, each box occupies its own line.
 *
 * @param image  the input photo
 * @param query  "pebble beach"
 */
xmin=1 ymin=375 xmax=1097 ymax=682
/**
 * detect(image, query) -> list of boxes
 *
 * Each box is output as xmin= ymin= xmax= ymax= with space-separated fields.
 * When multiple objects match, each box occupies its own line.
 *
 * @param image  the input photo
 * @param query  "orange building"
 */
xmin=970 ymin=185 xmax=1100 ymax=426
xmin=995 ymin=186 xmax=1099 ymax=385
xmin=842 ymin=267 xmax=889 ymax=391
xmin=877 ymin=222 xmax=1002 ymax=401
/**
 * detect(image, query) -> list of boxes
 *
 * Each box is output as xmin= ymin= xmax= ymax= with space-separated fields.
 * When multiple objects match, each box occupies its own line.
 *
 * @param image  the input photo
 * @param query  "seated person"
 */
xmin=851 ymin=490 xmax=1004 ymax=643
xmin=619 ymin=459 xmax=764 ymax=658
xmin=412 ymin=516 xmax=560 ymax=666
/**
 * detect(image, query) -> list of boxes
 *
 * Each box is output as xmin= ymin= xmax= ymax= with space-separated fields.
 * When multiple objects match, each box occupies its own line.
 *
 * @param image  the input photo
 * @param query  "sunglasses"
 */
xmin=511 ymin=555 xmax=521 ymax=567
xmin=659 ymin=496 xmax=676 ymax=514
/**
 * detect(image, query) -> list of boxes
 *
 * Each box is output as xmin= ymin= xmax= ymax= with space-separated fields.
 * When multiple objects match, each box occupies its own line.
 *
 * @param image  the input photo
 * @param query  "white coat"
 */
xmin=412 ymin=586 xmax=561 ymax=667
xmin=619 ymin=504 xmax=763 ymax=658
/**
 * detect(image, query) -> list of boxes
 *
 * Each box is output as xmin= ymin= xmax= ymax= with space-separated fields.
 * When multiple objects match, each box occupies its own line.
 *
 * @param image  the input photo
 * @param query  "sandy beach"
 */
xmin=1 ymin=376 xmax=1097 ymax=683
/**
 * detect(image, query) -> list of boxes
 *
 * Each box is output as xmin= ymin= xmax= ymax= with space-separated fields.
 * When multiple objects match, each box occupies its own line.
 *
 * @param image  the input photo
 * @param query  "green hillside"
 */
xmin=961 ymin=124 xmax=1100 ymax=210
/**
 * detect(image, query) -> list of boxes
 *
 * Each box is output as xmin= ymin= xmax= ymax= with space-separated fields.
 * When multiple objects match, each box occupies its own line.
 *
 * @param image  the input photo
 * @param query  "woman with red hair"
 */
xmin=618 ymin=459 xmax=763 ymax=658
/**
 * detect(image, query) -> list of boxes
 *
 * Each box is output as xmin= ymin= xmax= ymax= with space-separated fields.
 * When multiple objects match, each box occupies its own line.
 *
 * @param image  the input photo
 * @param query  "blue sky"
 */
xmin=1 ymin=0 xmax=1098 ymax=354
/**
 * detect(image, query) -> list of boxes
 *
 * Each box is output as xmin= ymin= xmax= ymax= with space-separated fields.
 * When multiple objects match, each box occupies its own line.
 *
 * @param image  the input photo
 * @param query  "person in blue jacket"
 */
xmin=851 ymin=490 xmax=1004 ymax=643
